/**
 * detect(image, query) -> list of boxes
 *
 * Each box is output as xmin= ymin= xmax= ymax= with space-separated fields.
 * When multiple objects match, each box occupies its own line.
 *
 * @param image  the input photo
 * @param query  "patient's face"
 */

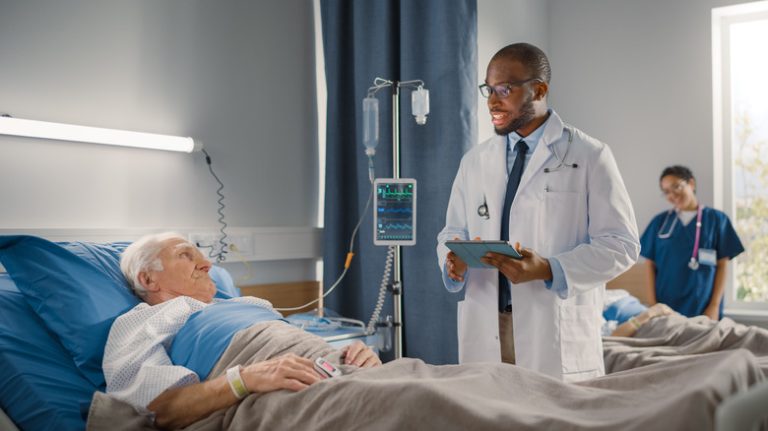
xmin=150 ymin=238 xmax=216 ymax=303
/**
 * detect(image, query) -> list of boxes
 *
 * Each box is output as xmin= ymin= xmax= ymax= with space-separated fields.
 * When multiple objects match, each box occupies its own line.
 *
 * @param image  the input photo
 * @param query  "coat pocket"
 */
xmin=543 ymin=191 xmax=586 ymax=254
xmin=559 ymin=304 xmax=602 ymax=375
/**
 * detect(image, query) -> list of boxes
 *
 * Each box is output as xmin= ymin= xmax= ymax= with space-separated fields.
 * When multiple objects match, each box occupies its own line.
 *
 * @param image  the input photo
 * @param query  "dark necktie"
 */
xmin=499 ymin=139 xmax=529 ymax=313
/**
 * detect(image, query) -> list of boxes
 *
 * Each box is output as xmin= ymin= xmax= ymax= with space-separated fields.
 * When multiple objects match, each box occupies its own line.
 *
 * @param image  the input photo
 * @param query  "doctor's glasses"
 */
xmin=479 ymin=79 xmax=540 ymax=98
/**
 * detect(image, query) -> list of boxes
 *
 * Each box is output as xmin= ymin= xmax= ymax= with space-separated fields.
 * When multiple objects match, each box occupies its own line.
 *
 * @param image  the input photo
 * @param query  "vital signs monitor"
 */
xmin=374 ymin=178 xmax=416 ymax=246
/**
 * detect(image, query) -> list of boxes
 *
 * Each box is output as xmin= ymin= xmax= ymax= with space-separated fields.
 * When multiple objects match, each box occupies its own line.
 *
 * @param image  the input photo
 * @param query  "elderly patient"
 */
xmin=104 ymin=232 xmax=380 ymax=429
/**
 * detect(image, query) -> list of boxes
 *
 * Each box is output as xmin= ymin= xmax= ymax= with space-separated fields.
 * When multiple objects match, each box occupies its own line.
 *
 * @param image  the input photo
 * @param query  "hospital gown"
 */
xmin=640 ymin=206 xmax=744 ymax=318
xmin=102 ymin=296 xmax=275 ymax=409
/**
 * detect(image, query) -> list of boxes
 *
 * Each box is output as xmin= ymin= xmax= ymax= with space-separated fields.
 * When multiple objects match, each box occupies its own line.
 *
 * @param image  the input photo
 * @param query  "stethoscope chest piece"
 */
xmin=688 ymin=258 xmax=699 ymax=271
xmin=478 ymin=199 xmax=489 ymax=219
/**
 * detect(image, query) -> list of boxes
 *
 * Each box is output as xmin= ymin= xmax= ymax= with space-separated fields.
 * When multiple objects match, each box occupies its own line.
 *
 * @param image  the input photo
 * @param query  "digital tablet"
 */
xmin=445 ymin=240 xmax=523 ymax=268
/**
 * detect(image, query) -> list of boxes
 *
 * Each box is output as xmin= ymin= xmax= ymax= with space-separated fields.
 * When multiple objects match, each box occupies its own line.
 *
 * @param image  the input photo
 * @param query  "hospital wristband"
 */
xmin=628 ymin=317 xmax=642 ymax=330
xmin=226 ymin=365 xmax=249 ymax=399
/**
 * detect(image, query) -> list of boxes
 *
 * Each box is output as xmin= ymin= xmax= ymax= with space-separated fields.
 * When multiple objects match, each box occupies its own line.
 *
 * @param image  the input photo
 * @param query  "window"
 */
xmin=713 ymin=2 xmax=768 ymax=311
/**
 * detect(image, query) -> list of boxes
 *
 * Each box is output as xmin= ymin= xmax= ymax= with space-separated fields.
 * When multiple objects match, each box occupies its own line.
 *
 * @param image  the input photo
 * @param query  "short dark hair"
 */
xmin=660 ymin=165 xmax=695 ymax=182
xmin=492 ymin=43 xmax=552 ymax=84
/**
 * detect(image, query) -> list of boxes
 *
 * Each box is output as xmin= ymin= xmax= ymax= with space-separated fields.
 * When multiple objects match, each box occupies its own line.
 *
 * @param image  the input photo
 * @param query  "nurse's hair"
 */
xmin=660 ymin=165 xmax=695 ymax=183
xmin=492 ymin=43 xmax=552 ymax=84
xmin=120 ymin=232 xmax=186 ymax=299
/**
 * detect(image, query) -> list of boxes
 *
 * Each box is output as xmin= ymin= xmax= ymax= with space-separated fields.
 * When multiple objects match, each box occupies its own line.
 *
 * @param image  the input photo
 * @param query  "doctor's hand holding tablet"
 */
xmin=446 ymin=239 xmax=553 ymax=284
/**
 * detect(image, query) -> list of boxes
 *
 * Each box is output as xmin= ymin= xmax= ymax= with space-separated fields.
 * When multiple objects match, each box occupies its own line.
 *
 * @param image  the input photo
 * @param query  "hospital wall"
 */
xmin=0 ymin=0 xmax=319 ymax=284
xmin=477 ymin=0 xmax=549 ymax=146
xmin=548 ymin=0 xmax=750 ymax=230
xmin=478 ymin=0 xmax=751 ymax=231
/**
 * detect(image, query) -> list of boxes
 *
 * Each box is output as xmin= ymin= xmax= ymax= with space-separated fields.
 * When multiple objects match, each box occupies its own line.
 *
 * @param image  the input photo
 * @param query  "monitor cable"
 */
xmin=201 ymin=149 xmax=229 ymax=263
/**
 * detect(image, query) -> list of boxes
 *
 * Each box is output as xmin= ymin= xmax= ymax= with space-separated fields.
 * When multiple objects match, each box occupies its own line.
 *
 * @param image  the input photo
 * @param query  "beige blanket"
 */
xmin=603 ymin=314 xmax=768 ymax=375
xmin=88 ymin=321 xmax=765 ymax=431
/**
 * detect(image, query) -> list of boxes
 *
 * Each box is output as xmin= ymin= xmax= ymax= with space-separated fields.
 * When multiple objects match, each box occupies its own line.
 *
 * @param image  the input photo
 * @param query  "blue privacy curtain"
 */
xmin=320 ymin=0 xmax=477 ymax=364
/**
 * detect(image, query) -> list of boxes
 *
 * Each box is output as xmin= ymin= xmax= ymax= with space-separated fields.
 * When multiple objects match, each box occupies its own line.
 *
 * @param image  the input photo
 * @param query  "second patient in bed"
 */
xmin=601 ymin=289 xmax=674 ymax=337
xmin=103 ymin=232 xmax=381 ymax=429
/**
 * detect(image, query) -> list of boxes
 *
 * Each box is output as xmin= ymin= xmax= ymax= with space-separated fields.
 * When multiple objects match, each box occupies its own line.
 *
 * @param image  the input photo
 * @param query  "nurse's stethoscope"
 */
xmin=477 ymin=126 xmax=578 ymax=219
xmin=657 ymin=205 xmax=704 ymax=270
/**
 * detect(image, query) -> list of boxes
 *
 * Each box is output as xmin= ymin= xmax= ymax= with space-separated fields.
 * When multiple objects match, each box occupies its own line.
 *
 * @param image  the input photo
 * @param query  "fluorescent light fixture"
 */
xmin=0 ymin=116 xmax=201 ymax=153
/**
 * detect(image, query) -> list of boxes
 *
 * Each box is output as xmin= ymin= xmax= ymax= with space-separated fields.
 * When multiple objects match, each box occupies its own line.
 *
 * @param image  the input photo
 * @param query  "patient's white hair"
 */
xmin=120 ymin=232 xmax=187 ymax=299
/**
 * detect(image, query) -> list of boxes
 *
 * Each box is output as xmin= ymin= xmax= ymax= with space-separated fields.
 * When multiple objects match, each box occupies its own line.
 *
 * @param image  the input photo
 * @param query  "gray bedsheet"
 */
xmin=603 ymin=314 xmax=768 ymax=375
xmin=88 ymin=321 xmax=765 ymax=431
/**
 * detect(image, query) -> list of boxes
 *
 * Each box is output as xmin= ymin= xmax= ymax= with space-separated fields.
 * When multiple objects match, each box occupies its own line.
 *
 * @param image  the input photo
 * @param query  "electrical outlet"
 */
xmin=189 ymin=233 xmax=219 ymax=250
xmin=226 ymin=234 xmax=254 ymax=256
xmin=188 ymin=232 xmax=254 ymax=260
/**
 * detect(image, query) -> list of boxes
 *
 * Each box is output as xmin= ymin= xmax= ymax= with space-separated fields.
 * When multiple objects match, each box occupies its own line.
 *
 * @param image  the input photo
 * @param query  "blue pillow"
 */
xmin=0 ymin=273 xmax=94 ymax=431
xmin=0 ymin=235 xmax=241 ymax=390
xmin=210 ymin=265 xmax=242 ymax=298
xmin=603 ymin=295 xmax=648 ymax=324
xmin=0 ymin=236 xmax=138 ymax=388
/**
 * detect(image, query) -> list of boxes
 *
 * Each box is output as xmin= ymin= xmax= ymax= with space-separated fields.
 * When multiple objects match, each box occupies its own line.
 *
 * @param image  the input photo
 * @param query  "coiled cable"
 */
xmin=202 ymin=149 xmax=229 ymax=263
xmin=367 ymin=245 xmax=394 ymax=334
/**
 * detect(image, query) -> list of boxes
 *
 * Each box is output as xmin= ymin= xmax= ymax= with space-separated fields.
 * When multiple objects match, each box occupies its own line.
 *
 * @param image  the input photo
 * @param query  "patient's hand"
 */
xmin=341 ymin=341 xmax=381 ymax=368
xmin=241 ymin=353 xmax=322 ymax=393
xmin=647 ymin=303 xmax=673 ymax=319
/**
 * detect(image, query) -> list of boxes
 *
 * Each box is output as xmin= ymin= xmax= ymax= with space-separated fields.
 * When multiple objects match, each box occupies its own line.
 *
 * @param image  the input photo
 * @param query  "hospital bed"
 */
xmin=1 ymin=236 xmax=767 ymax=430
xmin=605 ymin=264 xmax=768 ymax=430
xmin=0 ymin=235 xmax=371 ymax=430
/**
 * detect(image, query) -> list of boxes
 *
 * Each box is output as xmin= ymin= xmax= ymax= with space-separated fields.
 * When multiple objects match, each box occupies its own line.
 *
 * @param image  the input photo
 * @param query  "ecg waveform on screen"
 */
xmin=379 ymin=190 xmax=414 ymax=200
xmin=377 ymin=207 xmax=413 ymax=214
xmin=376 ymin=182 xmax=415 ymax=241
xmin=379 ymin=223 xmax=413 ymax=230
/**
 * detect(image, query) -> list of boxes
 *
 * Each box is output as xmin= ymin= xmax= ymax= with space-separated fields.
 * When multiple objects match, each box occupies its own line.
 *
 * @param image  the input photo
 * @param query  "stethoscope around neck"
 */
xmin=657 ymin=205 xmax=704 ymax=270
xmin=477 ymin=126 xmax=578 ymax=219
xmin=543 ymin=126 xmax=578 ymax=173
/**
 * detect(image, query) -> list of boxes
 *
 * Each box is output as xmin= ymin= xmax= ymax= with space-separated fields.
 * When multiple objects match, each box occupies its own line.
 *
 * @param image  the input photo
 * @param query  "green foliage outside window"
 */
xmin=733 ymin=112 xmax=768 ymax=302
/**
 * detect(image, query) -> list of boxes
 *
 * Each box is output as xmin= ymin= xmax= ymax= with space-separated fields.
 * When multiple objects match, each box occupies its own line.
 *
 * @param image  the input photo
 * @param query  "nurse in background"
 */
xmin=640 ymin=165 xmax=745 ymax=320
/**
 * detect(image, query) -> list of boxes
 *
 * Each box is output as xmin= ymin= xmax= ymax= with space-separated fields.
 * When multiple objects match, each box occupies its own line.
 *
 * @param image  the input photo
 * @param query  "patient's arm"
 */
xmin=610 ymin=303 xmax=673 ymax=337
xmin=149 ymin=353 xmax=321 ymax=429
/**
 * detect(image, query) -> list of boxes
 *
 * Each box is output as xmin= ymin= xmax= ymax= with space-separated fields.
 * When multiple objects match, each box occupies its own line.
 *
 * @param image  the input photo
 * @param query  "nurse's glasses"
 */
xmin=661 ymin=180 xmax=687 ymax=197
xmin=479 ymin=79 xmax=540 ymax=98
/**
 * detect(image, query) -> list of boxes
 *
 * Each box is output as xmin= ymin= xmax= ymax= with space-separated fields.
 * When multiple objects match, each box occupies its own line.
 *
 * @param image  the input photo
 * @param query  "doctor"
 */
xmin=436 ymin=43 xmax=640 ymax=382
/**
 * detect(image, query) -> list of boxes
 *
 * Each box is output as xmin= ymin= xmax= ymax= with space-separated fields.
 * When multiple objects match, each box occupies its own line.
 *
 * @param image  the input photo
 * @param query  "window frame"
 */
xmin=712 ymin=1 xmax=768 ymax=315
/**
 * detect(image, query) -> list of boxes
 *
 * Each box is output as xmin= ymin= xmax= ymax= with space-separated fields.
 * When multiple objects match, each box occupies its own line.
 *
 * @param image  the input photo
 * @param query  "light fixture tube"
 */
xmin=0 ymin=116 xmax=201 ymax=153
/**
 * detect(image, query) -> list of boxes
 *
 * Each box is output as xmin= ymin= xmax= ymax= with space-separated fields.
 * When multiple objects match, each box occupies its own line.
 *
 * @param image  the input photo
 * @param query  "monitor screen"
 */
xmin=373 ymin=179 xmax=416 ymax=246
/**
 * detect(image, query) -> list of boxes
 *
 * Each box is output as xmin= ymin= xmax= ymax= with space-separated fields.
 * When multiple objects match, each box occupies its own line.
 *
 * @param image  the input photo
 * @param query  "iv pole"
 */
xmin=391 ymin=82 xmax=403 ymax=359
xmin=365 ymin=77 xmax=428 ymax=359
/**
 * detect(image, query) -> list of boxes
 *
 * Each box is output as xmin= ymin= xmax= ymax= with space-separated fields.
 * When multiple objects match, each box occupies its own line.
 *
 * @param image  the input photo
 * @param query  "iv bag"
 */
xmin=411 ymin=87 xmax=429 ymax=125
xmin=363 ymin=96 xmax=379 ymax=152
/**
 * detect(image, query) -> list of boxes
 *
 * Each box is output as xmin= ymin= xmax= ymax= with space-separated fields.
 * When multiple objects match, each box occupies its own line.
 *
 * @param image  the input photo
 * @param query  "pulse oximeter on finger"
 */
xmin=314 ymin=357 xmax=341 ymax=378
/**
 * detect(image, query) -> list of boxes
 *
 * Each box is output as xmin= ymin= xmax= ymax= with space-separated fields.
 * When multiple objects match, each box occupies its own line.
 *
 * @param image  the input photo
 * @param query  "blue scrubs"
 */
xmin=640 ymin=207 xmax=744 ymax=318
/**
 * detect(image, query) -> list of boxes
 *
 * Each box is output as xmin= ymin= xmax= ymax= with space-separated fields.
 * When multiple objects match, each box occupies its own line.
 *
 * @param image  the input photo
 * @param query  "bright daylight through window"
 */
xmin=729 ymin=16 xmax=768 ymax=304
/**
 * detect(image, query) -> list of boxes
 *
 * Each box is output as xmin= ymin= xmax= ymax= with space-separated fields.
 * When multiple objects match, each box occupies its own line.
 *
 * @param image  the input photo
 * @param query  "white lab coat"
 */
xmin=437 ymin=111 xmax=639 ymax=382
